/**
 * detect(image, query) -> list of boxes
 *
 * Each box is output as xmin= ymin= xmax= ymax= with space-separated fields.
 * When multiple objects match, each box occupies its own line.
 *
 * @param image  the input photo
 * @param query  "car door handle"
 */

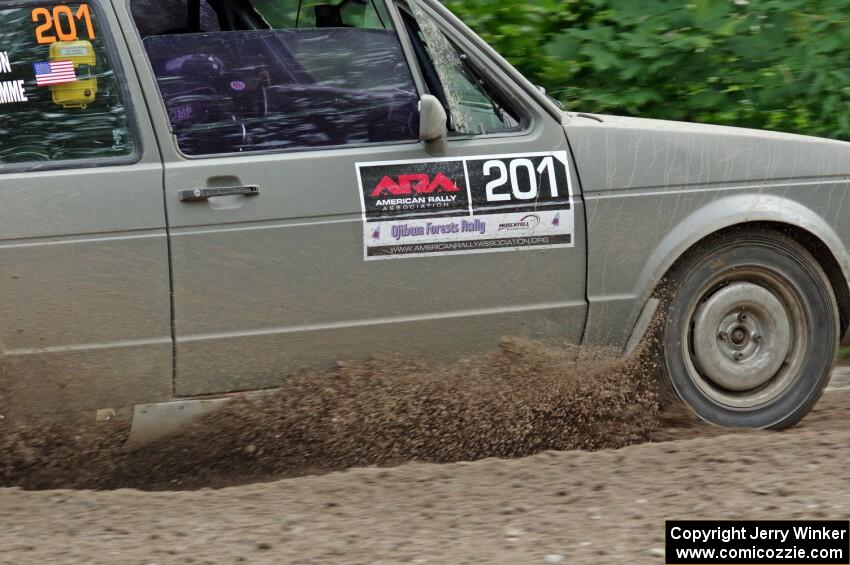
xmin=179 ymin=185 xmax=260 ymax=202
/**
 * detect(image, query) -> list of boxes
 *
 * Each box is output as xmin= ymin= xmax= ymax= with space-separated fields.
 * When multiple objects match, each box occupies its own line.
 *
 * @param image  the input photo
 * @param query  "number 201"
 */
xmin=484 ymin=157 xmax=560 ymax=202
xmin=32 ymin=4 xmax=96 ymax=45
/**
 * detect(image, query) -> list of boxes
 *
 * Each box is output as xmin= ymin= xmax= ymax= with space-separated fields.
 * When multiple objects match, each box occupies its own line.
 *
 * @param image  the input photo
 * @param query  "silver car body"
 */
xmin=1 ymin=0 xmax=849 ymax=427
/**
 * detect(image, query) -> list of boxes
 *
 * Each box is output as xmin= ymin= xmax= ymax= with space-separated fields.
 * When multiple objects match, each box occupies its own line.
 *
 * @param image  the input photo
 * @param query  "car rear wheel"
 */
xmin=661 ymin=229 xmax=839 ymax=429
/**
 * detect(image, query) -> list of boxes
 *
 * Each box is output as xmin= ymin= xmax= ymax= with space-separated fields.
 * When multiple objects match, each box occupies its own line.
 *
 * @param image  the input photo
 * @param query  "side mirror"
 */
xmin=419 ymin=94 xmax=447 ymax=155
xmin=537 ymin=84 xmax=564 ymax=110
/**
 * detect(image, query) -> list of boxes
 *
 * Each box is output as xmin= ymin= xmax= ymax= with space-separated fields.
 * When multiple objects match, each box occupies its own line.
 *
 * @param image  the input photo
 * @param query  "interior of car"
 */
xmin=132 ymin=0 xmax=421 ymax=155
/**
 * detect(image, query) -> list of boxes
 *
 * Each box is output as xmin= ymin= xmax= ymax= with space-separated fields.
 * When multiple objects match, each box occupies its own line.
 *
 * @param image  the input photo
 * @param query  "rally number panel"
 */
xmin=356 ymin=151 xmax=575 ymax=260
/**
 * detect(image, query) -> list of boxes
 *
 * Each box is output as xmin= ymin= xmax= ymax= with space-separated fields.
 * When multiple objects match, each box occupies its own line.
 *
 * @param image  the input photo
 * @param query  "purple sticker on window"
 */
xmin=230 ymin=80 xmax=247 ymax=91
xmin=169 ymin=105 xmax=193 ymax=123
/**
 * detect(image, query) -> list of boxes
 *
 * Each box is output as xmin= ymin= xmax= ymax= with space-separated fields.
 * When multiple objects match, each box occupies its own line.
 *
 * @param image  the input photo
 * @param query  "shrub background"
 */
xmin=446 ymin=0 xmax=850 ymax=140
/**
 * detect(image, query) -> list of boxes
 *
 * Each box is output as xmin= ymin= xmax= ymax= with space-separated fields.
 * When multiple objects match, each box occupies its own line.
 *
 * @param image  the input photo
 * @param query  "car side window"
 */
xmin=0 ymin=2 xmax=136 ymax=166
xmin=250 ymin=0 xmax=392 ymax=29
xmin=131 ymin=0 xmax=420 ymax=157
xmin=401 ymin=2 xmax=519 ymax=136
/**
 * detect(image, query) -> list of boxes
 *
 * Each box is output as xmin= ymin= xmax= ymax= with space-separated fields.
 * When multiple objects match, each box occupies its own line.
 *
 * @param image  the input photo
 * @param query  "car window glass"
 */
xmin=132 ymin=0 xmax=420 ymax=157
xmin=251 ymin=0 xmax=391 ymax=29
xmin=404 ymin=1 xmax=518 ymax=136
xmin=131 ymin=0 xmax=221 ymax=37
xmin=0 ymin=2 xmax=136 ymax=166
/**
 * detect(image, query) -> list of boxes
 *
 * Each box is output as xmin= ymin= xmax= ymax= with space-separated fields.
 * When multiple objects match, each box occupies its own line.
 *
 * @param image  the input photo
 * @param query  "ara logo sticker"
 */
xmin=370 ymin=173 xmax=462 ymax=197
xmin=358 ymin=160 xmax=470 ymax=220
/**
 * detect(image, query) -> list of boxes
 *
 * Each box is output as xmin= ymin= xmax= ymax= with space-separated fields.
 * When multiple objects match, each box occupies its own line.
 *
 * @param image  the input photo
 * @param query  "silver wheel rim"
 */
xmin=682 ymin=268 xmax=808 ymax=409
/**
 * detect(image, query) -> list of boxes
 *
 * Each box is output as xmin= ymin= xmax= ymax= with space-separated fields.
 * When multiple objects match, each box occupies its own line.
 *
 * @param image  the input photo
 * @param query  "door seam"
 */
xmin=106 ymin=0 xmax=179 ymax=395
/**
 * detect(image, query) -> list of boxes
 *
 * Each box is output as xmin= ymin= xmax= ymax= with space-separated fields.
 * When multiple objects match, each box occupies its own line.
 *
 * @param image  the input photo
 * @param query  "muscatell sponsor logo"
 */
xmin=498 ymin=214 xmax=542 ymax=232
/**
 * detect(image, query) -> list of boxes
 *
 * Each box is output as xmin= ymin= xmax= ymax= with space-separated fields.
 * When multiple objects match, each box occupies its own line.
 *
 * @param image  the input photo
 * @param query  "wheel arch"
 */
xmin=626 ymin=194 xmax=850 ymax=352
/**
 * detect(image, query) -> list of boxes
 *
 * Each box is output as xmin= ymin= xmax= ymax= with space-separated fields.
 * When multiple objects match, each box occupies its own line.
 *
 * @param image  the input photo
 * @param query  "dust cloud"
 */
xmin=0 ymin=338 xmax=695 ymax=491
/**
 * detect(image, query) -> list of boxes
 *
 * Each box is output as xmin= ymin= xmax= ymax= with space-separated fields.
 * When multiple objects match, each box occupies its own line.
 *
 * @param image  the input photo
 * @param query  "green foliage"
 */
xmin=445 ymin=0 xmax=850 ymax=139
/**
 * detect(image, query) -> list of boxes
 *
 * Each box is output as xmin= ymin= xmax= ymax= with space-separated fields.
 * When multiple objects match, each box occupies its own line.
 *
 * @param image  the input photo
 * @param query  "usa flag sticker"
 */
xmin=33 ymin=60 xmax=77 ymax=87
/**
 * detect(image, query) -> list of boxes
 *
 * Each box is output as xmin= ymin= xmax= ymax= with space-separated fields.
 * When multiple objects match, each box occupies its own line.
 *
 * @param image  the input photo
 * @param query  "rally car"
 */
xmin=0 ymin=0 xmax=848 ymax=439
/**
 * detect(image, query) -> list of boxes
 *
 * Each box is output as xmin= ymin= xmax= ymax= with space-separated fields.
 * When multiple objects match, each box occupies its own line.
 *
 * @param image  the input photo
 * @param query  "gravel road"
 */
xmin=2 ymin=378 xmax=849 ymax=564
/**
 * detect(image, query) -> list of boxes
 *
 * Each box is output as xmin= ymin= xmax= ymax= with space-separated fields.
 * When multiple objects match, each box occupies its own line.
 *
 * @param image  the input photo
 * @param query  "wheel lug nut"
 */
xmin=733 ymin=352 xmax=745 ymax=361
xmin=718 ymin=331 xmax=728 ymax=342
xmin=738 ymin=312 xmax=748 ymax=322
xmin=752 ymin=333 xmax=761 ymax=342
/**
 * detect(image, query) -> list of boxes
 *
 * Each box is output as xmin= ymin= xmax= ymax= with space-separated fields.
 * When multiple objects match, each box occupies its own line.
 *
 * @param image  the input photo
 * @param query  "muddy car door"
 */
xmin=116 ymin=0 xmax=587 ymax=396
xmin=0 ymin=1 xmax=172 ymax=418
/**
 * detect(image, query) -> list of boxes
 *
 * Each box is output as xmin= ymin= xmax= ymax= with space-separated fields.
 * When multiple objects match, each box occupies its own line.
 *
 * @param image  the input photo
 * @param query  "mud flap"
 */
xmin=127 ymin=398 xmax=231 ymax=449
xmin=624 ymin=297 xmax=660 ymax=358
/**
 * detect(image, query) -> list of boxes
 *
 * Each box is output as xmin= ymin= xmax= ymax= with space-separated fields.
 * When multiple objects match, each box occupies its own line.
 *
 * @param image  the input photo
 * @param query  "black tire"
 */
xmin=661 ymin=228 xmax=838 ymax=429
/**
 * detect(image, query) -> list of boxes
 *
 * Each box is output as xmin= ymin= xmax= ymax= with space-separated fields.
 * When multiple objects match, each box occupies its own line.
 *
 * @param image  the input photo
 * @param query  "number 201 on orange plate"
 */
xmin=32 ymin=4 xmax=96 ymax=45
